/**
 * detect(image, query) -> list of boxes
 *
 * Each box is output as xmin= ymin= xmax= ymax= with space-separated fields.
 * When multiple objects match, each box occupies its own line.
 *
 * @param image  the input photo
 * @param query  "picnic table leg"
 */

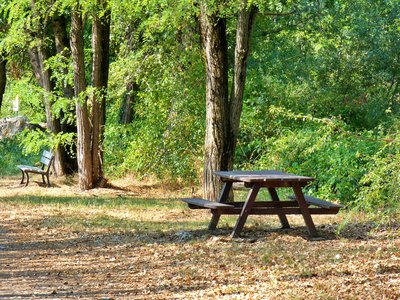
xmin=231 ymin=183 xmax=260 ymax=238
xmin=268 ymin=188 xmax=291 ymax=229
xmin=292 ymin=183 xmax=318 ymax=237
xmin=208 ymin=182 xmax=232 ymax=230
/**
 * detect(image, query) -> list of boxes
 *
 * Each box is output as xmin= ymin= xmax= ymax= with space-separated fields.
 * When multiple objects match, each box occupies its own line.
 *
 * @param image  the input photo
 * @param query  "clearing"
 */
xmin=0 ymin=176 xmax=399 ymax=299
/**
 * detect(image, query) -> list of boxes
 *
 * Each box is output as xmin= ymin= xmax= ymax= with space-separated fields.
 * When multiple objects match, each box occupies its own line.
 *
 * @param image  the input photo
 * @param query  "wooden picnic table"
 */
xmin=182 ymin=170 xmax=343 ymax=238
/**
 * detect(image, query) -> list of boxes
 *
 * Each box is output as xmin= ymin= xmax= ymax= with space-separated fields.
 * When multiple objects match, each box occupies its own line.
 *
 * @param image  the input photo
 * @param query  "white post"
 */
xmin=12 ymin=95 xmax=19 ymax=116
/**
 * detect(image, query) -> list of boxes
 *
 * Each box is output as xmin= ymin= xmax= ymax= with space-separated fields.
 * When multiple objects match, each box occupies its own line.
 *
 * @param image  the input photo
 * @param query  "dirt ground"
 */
xmin=0 ymin=176 xmax=399 ymax=299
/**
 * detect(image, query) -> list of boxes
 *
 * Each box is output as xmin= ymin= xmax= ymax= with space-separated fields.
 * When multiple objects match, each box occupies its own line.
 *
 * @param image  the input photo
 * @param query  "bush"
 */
xmin=238 ymin=108 xmax=382 ymax=206
xmin=355 ymin=141 xmax=400 ymax=218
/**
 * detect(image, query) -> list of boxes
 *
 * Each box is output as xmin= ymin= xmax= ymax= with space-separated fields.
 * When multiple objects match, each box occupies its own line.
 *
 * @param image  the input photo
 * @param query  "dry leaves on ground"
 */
xmin=0 ymin=176 xmax=399 ymax=299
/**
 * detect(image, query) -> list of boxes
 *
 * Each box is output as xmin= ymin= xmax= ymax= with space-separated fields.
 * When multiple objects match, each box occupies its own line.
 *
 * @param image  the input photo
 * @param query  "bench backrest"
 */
xmin=40 ymin=150 xmax=54 ymax=170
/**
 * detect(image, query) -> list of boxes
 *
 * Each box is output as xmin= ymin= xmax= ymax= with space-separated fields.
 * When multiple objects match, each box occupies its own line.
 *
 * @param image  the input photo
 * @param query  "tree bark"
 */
xmin=200 ymin=2 xmax=230 ymax=201
xmin=120 ymin=81 xmax=138 ymax=124
xmin=227 ymin=4 xmax=257 ymax=169
xmin=53 ymin=14 xmax=75 ymax=100
xmin=91 ymin=0 xmax=110 ymax=185
xmin=0 ymin=58 xmax=7 ymax=111
xmin=52 ymin=13 xmax=78 ymax=174
xmin=71 ymin=4 xmax=93 ymax=190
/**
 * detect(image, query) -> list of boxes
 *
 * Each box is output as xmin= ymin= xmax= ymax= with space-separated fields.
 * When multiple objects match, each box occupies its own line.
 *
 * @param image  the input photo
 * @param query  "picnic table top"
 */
xmin=214 ymin=170 xmax=314 ymax=183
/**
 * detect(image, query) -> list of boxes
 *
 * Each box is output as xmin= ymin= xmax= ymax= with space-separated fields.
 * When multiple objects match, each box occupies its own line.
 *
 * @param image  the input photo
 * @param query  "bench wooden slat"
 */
xmin=181 ymin=198 xmax=235 ymax=209
xmin=42 ymin=150 xmax=52 ymax=159
xmin=289 ymin=195 xmax=343 ymax=209
xmin=40 ymin=156 xmax=52 ymax=166
xmin=17 ymin=165 xmax=46 ymax=174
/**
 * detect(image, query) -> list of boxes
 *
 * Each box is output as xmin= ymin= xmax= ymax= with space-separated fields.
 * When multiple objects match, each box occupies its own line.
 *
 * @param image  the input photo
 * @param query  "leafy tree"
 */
xmin=71 ymin=0 xmax=111 ymax=189
xmin=0 ymin=0 xmax=77 ymax=175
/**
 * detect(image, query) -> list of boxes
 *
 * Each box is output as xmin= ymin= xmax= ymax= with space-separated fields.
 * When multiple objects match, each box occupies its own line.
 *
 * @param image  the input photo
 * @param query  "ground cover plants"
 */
xmin=0 ymin=176 xmax=399 ymax=299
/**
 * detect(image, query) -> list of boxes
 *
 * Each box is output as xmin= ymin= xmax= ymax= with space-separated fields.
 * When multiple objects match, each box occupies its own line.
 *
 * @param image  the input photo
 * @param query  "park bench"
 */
xmin=17 ymin=150 xmax=54 ymax=187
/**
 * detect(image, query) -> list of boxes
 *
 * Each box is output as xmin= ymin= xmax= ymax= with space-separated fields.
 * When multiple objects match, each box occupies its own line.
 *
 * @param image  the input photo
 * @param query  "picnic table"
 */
xmin=182 ymin=170 xmax=343 ymax=238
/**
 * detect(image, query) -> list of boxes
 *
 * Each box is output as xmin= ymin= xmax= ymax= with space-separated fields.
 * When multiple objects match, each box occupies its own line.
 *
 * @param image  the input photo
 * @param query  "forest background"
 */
xmin=0 ymin=0 xmax=399 ymax=220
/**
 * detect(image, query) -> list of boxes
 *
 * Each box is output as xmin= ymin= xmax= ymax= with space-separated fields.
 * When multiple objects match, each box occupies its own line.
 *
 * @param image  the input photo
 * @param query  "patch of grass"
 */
xmin=0 ymin=194 xmax=213 ymax=234
xmin=28 ymin=213 xmax=209 ymax=233
xmin=0 ymin=195 xmax=184 ymax=209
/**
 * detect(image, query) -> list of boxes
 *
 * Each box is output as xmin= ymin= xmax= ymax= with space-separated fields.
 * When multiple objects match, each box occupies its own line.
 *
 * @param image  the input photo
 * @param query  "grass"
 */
xmin=0 ymin=195 xmax=184 ymax=209
xmin=0 ymin=191 xmax=243 ymax=234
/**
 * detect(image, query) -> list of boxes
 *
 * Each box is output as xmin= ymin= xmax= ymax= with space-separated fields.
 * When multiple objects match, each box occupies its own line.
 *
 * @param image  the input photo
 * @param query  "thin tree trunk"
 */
xmin=71 ymin=5 xmax=93 ymax=190
xmin=200 ymin=2 xmax=230 ymax=201
xmin=29 ymin=44 xmax=68 ymax=176
xmin=29 ymin=0 xmax=69 ymax=176
xmin=227 ymin=4 xmax=257 ymax=169
xmin=52 ymin=13 xmax=78 ymax=174
xmin=91 ymin=0 xmax=110 ymax=185
xmin=120 ymin=81 xmax=138 ymax=124
xmin=0 ymin=58 xmax=7 ymax=111
xmin=53 ymin=14 xmax=75 ymax=100
xmin=37 ymin=46 xmax=68 ymax=176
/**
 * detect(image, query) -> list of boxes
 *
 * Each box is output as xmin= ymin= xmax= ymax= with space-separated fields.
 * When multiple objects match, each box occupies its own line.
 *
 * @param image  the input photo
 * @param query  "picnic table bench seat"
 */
xmin=182 ymin=195 xmax=343 ymax=214
xmin=182 ymin=198 xmax=235 ymax=209
xmin=17 ymin=150 xmax=54 ymax=187
xmin=289 ymin=194 xmax=343 ymax=210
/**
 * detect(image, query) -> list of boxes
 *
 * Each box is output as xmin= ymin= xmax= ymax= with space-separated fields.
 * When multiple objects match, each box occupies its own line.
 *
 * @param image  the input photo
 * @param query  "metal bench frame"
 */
xmin=17 ymin=150 xmax=54 ymax=187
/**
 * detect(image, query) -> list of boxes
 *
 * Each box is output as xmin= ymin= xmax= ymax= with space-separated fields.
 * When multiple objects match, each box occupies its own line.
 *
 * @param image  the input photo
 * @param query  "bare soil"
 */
xmin=0 ymin=176 xmax=399 ymax=299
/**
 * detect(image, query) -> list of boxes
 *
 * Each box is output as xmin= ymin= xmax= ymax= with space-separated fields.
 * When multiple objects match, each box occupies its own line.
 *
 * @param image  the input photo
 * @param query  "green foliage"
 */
xmin=356 ymin=141 xmax=400 ymax=218
xmin=238 ymin=107 xmax=382 ymax=205
xmin=0 ymin=78 xmax=44 ymax=122
xmin=104 ymin=0 xmax=204 ymax=183
xmin=17 ymin=128 xmax=76 ymax=157
xmin=0 ymin=137 xmax=36 ymax=176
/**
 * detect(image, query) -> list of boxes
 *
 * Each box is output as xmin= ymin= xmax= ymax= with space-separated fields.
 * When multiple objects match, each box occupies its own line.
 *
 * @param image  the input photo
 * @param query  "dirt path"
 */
xmin=1 ymin=177 xmax=400 ymax=299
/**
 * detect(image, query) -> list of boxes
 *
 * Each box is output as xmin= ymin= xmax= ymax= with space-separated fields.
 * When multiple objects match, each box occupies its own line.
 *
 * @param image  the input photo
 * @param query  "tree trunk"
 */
xmin=29 ymin=44 xmax=68 ymax=176
xmin=29 ymin=0 xmax=70 ymax=176
xmin=91 ymin=0 xmax=110 ymax=185
xmin=200 ymin=1 xmax=257 ymax=200
xmin=227 ymin=4 xmax=257 ymax=169
xmin=71 ymin=5 xmax=93 ymax=190
xmin=0 ymin=58 xmax=6 ymax=111
xmin=120 ymin=81 xmax=138 ymax=124
xmin=200 ymin=2 xmax=230 ymax=201
xmin=53 ymin=14 xmax=75 ymax=100
xmin=52 ymin=13 xmax=78 ymax=174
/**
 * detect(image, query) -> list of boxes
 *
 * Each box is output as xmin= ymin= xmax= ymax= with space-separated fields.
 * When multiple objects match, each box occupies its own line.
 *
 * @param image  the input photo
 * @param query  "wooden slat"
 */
xmin=221 ymin=201 xmax=299 ymax=208
xmin=289 ymin=195 xmax=343 ymax=209
xmin=214 ymin=170 xmax=314 ymax=183
xmin=40 ymin=157 xmax=51 ymax=166
xmin=181 ymin=198 xmax=235 ymax=209
xmin=212 ymin=207 xmax=341 ymax=215
xmin=42 ymin=150 xmax=53 ymax=159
